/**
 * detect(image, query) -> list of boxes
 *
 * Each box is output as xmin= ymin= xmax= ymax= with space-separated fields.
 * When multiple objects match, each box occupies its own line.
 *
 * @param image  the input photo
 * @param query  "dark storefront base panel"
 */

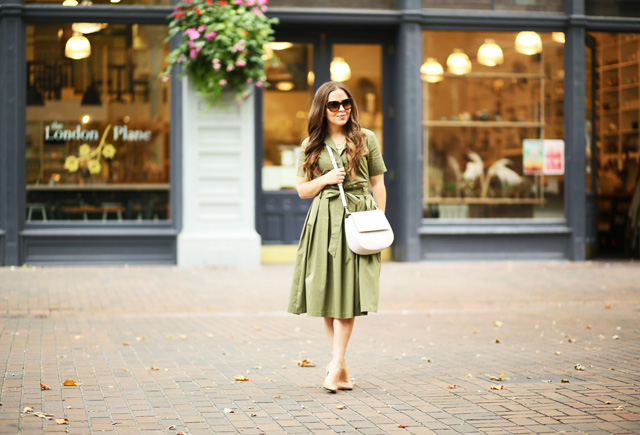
xmin=21 ymin=234 xmax=176 ymax=265
xmin=0 ymin=232 xmax=4 ymax=265
xmin=420 ymin=233 xmax=571 ymax=261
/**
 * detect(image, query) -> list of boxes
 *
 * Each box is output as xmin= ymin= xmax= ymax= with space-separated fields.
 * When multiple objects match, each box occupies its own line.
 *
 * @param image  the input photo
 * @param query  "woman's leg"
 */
xmin=324 ymin=318 xmax=355 ymax=390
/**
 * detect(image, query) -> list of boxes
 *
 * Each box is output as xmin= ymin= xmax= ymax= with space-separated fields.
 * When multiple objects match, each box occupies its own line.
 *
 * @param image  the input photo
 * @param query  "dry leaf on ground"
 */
xmin=273 ymin=395 xmax=281 ymax=399
xmin=234 ymin=375 xmax=249 ymax=381
xmin=122 ymin=342 xmax=130 ymax=346
xmin=561 ymin=379 xmax=570 ymax=383
xmin=223 ymin=408 xmax=234 ymax=413
xmin=604 ymin=304 xmax=611 ymax=309
xmin=490 ymin=373 xmax=507 ymax=381
xmin=495 ymin=339 xmax=502 ymax=344
xmin=136 ymin=337 xmax=145 ymax=342
xmin=568 ymin=338 xmax=578 ymax=343
xmin=614 ymin=406 xmax=625 ymax=411
xmin=490 ymin=385 xmax=505 ymax=390
xmin=336 ymin=405 xmax=346 ymax=409
xmin=296 ymin=359 xmax=316 ymax=367
xmin=40 ymin=383 xmax=51 ymax=390
xmin=575 ymin=363 xmax=586 ymax=371
xmin=494 ymin=321 xmax=503 ymax=327
xmin=398 ymin=424 xmax=407 ymax=428
xmin=23 ymin=407 xmax=34 ymax=414
xmin=151 ymin=367 xmax=159 ymax=371
xmin=55 ymin=419 xmax=69 ymax=425
xmin=63 ymin=379 xmax=81 ymax=386
xmin=447 ymin=384 xmax=457 ymax=389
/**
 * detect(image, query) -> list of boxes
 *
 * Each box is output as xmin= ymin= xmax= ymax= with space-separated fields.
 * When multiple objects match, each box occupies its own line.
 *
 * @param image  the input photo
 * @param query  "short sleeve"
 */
xmin=366 ymin=131 xmax=387 ymax=177
xmin=296 ymin=138 xmax=309 ymax=178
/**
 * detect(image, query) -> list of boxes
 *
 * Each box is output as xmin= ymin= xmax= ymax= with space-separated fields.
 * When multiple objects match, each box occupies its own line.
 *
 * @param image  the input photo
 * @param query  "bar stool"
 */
xmin=101 ymin=202 xmax=124 ymax=222
xmin=26 ymin=203 xmax=48 ymax=222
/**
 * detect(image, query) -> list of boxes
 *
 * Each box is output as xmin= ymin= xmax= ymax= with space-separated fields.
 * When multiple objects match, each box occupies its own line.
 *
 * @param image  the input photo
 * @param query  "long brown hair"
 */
xmin=302 ymin=81 xmax=365 ymax=180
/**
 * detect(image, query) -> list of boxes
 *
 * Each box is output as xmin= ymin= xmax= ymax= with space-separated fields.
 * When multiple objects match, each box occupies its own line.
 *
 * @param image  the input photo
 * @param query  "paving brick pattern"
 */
xmin=0 ymin=261 xmax=639 ymax=434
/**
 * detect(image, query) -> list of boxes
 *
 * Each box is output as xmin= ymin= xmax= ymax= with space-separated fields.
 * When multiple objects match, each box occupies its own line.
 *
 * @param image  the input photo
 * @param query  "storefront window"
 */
xmin=422 ymin=0 xmax=563 ymax=12
xmin=262 ymin=42 xmax=314 ymax=191
xmin=268 ymin=0 xmax=394 ymax=8
xmin=26 ymin=23 xmax=170 ymax=222
xmin=25 ymin=0 xmax=171 ymax=4
xmin=422 ymin=30 xmax=565 ymax=219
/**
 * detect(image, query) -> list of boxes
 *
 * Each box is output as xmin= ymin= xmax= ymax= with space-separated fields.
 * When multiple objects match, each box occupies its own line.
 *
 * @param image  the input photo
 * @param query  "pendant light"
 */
xmin=268 ymin=42 xmax=293 ymax=51
xmin=552 ymin=32 xmax=565 ymax=44
xmin=515 ymin=31 xmax=542 ymax=55
xmin=330 ymin=57 xmax=351 ymax=82
xmin=420 ymin=57 xmax=444 ymax=83
xmin=446 ymin=49 xmax=472 ymax=75
xmin=65 ymin=32 xmax=91 ymax=60
xmin=62 ymin=0 xmax=78 ymax=5
xmin=72 ymin=23 xmax=105 ymax=34
xmin=477 ymin=39 xmax=504 ymax=67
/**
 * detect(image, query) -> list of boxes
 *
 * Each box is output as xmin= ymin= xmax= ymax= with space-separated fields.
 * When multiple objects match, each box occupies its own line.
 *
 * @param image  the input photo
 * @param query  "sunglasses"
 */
xmin=325 ymin=98 xmax=353 ymax=112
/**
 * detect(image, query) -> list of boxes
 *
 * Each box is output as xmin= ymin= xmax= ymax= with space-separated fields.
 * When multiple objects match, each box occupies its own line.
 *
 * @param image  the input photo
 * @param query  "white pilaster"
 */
xmin=178 ymin=79 xmax=261 ymax=268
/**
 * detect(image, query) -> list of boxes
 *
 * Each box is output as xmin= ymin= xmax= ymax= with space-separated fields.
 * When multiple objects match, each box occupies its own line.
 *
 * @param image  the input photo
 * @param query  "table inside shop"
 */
xmin=423 ymin=197 xmax=547 ymax=218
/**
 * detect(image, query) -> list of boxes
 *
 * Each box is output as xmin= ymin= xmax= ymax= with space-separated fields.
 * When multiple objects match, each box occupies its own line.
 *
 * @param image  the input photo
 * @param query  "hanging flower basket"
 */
xmin=163 ymin=0 xmax=277 ymax=107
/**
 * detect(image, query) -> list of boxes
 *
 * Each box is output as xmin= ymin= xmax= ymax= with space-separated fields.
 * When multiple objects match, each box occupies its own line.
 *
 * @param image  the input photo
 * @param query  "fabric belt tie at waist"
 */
xmin=308 ymin=186 xmax=370 ymax=257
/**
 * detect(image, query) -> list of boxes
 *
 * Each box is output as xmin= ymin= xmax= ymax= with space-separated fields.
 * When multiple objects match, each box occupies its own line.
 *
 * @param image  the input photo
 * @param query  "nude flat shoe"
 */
xmin=322 ymin=368 xmax=338 ymax=393
xmin=337 ymin=381 xmax=353 ymax=390
xmin=337 ymin=362 xmax=353 ymax=390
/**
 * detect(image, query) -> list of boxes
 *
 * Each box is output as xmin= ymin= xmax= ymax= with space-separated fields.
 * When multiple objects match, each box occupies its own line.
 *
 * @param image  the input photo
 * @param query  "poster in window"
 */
xmin=523 ymin=139 xmax=543 ymax=174
xmin=542 ymin=139 xmax=564 ymax=175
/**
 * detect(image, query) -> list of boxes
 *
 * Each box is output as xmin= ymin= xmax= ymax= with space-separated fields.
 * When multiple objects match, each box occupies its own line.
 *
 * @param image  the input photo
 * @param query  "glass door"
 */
xmin=257 ymin=39 xmax=387 ymax=245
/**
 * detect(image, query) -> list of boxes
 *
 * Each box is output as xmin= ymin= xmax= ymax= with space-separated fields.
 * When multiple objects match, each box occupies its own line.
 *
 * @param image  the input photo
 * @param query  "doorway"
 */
xmin=588 ymin=32 xmax=640 ymax=259
xmin=256 ymin=37 xmax=390 ymax=245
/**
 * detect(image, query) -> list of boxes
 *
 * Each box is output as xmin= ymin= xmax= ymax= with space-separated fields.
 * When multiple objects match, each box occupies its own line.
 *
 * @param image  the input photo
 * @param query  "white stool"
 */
xmin=27 ymin=203 xmax=47 ymax=222
xmin=101 ymin=202 xmax=123 ymax=222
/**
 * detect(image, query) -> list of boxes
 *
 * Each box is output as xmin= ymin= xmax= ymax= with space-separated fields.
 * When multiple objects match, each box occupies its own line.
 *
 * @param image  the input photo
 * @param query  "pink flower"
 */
xmin=234 ymin=0 xmax=243 ymax=4
xmin=177 ymin=54 xmax=186 ymax=64
xmin=242 ymin=92 xmax=249 ymax=99
xmin=236 ymin=59 xmax=246 ymax=67
xmin=162 ymin=75 xmax=170 ymax=83
xmin=233 ymin=40 xmax=245 ymax=52
xmin=189 ymin=48 xmax=199 ymax=59
xmin=188 ymin=40 xmax=194 ymax=49
xmin=198 ymin=25 xmax=206 ymax=32
xmin=184 ymin=0 xmax=191 ymax=3
xmin=204 ymin=31 xmax=217 ymax=41
xmin=246 ymin=78 xmax=253 ymax=84
xmin=219 ymin=79 xmax=227 ymax=86
xmin=245 ymin=0 xmax=256 ymax=5
xmin=185 ymin=28 xmax=200 ymax=40
xmin=227 ymin=64 xmax=235 ymax=71
xmin=257 ymin=0 xmax=267 ymax=5
xmin=252 ymin=6 xmax=264 ymax=17
xmin=256 ymin=81 xmax=263 ymax=88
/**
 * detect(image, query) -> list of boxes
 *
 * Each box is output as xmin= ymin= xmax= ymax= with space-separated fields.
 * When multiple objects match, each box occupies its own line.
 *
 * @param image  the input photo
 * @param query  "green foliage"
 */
xmin=163 ymin=0 xmax=277 ymax=107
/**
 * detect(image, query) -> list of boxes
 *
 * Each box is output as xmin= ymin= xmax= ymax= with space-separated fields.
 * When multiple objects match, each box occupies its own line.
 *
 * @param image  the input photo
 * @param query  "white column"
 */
xmin=178 ymin=78 xmax=261 ymax=268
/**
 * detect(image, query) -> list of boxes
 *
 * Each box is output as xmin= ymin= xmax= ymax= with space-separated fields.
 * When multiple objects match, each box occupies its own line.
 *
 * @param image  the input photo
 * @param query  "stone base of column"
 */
xmin=177 ymin=230 xmax=261 ymax=268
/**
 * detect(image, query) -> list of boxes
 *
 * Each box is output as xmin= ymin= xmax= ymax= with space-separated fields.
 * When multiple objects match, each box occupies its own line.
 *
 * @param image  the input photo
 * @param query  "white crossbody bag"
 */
xmin=326 ymin=145 xmax=394 ymax=255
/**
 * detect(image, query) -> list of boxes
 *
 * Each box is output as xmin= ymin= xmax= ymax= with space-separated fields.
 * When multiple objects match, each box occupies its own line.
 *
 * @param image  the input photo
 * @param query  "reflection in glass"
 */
xmin=422 ymin=31 xmax=565 ymax=219
xmin=25 ymin=23 xmax=171 ymax=222
xmin=262 ymin=43 xmax=314 ymax=191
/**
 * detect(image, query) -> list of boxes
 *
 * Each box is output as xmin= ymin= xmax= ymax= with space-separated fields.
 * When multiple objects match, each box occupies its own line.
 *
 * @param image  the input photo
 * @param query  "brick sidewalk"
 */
xmin=0 ymin=261 xmax=639 ymax=434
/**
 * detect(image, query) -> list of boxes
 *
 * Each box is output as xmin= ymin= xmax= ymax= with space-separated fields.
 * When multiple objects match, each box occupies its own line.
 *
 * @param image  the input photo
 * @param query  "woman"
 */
xmin=288 ymin=81 xmax=387 ymax=393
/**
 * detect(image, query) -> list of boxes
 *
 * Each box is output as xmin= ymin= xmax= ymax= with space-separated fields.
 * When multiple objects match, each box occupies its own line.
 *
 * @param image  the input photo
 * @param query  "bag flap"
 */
xmin=348 ymin=210 xmax=391 ymax=232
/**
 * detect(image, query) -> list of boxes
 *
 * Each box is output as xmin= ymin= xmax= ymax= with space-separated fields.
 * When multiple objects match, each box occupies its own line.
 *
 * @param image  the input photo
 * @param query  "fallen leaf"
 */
xmin=398 ymin=424 xmax=406 ymax=428
xmin=253 ymin=327 xmax=262 ymax=331
xmin=490 ymin=385 xmax=504 ymax=390
xmin=495 ymin=339 xmax=502 ymax=344
xmin=136 ymin=337 xmax=145 ymax=342
xmin=251 ymin=413 xmax=257 ymax=417
xmin=74 ymin=335 xmax=84 ymax=340
xmin=447 ymin=384 xmax=457 ymax=389
xmin=604 ymin=304 xmax=611 ymax=309
xmin=555 ymin=351 xmax=562 ymax=355
xmin=568 ymin=338 xmax=578 ymax=343
xmin=223 ymin=408 xmax=234 ymax=413
xmin=234 ymin=375 xmax=249 ymax=381
xmin=168 ymin=425 xmax=176 ymax=430
xmin=612 ymin=335 xmax=620 ymax=340
xmin=151 ymin=367 xmax=159 ymax=371
xmin=55 ymin=419 xmax=69 ymax=425
xmin=57 ymin=355 xmax=67 ymax=358
xmin=586 ymin=325 xmax=592 ymax=329
xmin=542 ymin=380 xmax=552 ymax=383
xmin=614 ymin=406 xmax=625 ymax=411
xmin=179 ymin=335 xmax=188 ymax=340
xmin=296 ymin=359 xmax=316 ymax=367
xmin=336 ymin=405 xmax=346 ymax=409
xmin=417 ymin=345 xmax=426 ymax=349
xmin=606 ymin=401 xmax=612 ymax=404
xmin=575 ymin=363 xmax=586 ymax=371
xmin=23 ymin=407 xmax=34 ymax=414
xmin=490 ymin=373 xmax=507 ymax=381
xmin=561 ymin=379 xmax=570 ymax=383
xmin=466 ymin=374 xmax=473 ymax=378
xmin=122 ymin=342 xmax=130 ymax=346
xmin=40 ymin=383 xmax=51 ymax=390
xmin=494 ymin=321 xmax=503 ymax=327
xmin=63 ymin=379 xmax=81 ymax=386
xmin=122 ymin=368 xmax=128 ymax=372
xmin=273 ymin=395 xmax=281 ymax=399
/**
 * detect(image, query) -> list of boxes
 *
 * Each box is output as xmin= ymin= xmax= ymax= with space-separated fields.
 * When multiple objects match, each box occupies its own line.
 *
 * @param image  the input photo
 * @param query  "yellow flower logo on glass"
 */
xmin=87 ymin=159 xmax=102 ymax=174
xmin=102 ymin=144 xmax=116 ymax=159
xmin=64 ymin=156 xmax=79 ymax=173
xmin=78 ymin=144 xmax=91 ymax=157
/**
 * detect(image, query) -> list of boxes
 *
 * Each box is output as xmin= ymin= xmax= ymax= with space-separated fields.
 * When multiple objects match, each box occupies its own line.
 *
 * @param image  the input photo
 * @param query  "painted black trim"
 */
xmin=21 ymin=4 xmax=172 ymax=23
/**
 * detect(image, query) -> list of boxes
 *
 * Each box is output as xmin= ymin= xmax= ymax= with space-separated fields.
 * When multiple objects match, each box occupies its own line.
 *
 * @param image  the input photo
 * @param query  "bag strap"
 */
xmin=325 ymin=144 xmax=378 ymax=215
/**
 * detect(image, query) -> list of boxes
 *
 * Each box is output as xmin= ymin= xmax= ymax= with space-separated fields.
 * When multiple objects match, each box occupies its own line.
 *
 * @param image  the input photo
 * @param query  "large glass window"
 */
xmin=586 ymin=1 xmax=640 ymax=18
xmin=25 ymin=0 xmax=171 ymax=4
xmin=26 ymin=23 xmax=170 ymax=222
xmin=422 ymin=31 xmax=565 ymax=219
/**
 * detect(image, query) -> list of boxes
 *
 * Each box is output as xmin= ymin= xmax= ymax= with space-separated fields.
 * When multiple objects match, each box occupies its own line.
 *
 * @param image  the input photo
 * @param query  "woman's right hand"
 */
xmin=323 ymin=168 xmax=346 ymax=185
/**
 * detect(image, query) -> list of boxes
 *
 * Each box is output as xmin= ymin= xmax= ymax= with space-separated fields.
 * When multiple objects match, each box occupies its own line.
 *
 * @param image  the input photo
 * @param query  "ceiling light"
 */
xmin=330 ymin=57 xmax=351 ymax=82
xmin=446 ymin=49 xmax=472 ymax=75
xmin=268 ymin=42 xmax=293 ymax=51
xmin=65 ymin=33 xmax=91 ymax=60
xmin=477 ymin=39 xmax=504 ymax=67
xmin=420 ymin=57 xmax=444 ymax=83
xmin=552 ymin=32 xmax=565 ymax=44
xmin=62 ymin=0 xmax=78 ymax=5
xmin=72 ymin=23 xmax=105 ymax=34
xmin=307 ymin=71 xmax=315 ymax=87
xmin=515 ymin=31 xmax=542 ymax=55
xmin=276 ymin=81 xmax=294 ymax=91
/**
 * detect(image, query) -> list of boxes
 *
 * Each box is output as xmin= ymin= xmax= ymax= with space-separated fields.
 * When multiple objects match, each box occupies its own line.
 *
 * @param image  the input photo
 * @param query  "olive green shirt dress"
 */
xmin=288 ymin=128 xmax=387 ymax=319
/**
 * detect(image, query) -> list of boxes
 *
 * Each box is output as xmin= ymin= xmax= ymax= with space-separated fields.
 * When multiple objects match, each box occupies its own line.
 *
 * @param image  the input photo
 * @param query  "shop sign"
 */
xmin=44 ymin=121 xmax=152 ymax=144
xmin=523 ymin=139 xmax=565 ymax=175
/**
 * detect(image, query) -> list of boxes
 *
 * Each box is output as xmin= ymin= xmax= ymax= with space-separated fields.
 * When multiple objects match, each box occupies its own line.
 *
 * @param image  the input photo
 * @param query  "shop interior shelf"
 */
xmin=423 ymin=197 xmax=546 ymax=205
xmin=423 ymin=120 xmax=545 ymax=128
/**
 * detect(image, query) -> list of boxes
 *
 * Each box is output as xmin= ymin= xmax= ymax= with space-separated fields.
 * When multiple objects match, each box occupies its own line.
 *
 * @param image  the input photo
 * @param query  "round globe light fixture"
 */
xmin=477 ymin=39 xmax=504 ymax=67
xmin=420 ymin=57 xmax=444 ymax=83
xmin=330 ymin=57 xmax=351 ymax=82
xmin=446 ymin=49 xmax=472 ymax=75
xmin=552 ymin=32 xmax=565 ymax=44
xmin=65 ymin=33 xmax=91 ymax=60
xmin=72 ymin=23 xmax=105 ymax=34
xmin=515 ymin=31 xmax=542 ymax=55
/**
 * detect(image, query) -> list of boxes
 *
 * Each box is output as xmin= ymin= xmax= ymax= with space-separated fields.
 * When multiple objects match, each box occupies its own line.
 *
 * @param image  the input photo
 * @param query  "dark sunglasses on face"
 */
xmin=325 ymin=98 xmax=353 ymax=112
